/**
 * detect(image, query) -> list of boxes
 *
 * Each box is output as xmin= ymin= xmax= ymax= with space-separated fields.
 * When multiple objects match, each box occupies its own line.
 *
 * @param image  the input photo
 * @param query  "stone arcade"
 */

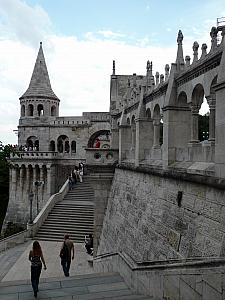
xmin=4 ymin=24 xmax=225 ymax=298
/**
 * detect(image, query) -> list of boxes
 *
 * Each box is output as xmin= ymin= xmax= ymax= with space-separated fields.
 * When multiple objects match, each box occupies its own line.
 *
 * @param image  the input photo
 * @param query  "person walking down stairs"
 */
xmin=60 ymin=234 xmax=74 ymax=277
xmin=78 ymin=162 xmax=84 ymax=183
xmin=29 ymin=241 xmax=47 ymax=298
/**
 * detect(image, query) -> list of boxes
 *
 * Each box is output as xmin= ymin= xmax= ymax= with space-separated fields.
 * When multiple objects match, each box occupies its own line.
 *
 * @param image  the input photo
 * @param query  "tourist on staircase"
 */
xmin=85 ymin=234 xmax=93 ymax=255
xmin=29 ymin=241 xmax=47 ymax=298
xmin=60 ymin=234 xmax=74 ymax=277
xmin=78 ymin=162 xmax=84 ymax=183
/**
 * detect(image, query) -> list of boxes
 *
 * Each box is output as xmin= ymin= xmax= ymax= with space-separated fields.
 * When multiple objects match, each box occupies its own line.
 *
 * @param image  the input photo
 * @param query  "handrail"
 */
xmin=94 ymin=251 xmax=225 ymax=271
xmin=27 ymin=179 xmax=69 ymax=237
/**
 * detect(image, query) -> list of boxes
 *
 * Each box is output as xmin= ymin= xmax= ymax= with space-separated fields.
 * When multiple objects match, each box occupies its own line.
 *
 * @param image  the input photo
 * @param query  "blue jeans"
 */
xmin=61 ymin=258 xmax=71 ymax=276
xmin=31 ymin=265 xmax=42 ymax=293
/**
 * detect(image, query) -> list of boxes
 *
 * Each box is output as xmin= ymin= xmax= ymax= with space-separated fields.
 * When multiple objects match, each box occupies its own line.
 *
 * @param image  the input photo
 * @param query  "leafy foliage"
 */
xmin=0 ymin=142 xmax=17 ymax=233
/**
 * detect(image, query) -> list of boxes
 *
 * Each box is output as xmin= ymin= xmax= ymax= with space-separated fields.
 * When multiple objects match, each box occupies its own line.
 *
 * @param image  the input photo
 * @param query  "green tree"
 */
xmin=198 ymin=113 xmax=209 ymax=141
xmin=0 ymin=142 xmax=17 ymax=232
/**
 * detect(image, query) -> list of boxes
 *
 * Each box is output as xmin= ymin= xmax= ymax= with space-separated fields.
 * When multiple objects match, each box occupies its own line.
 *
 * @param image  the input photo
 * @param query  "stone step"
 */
xmin=53 ymin=204 xmax=94 ymax=209
xmin=48 ymin=213 xmax=94 ymax=219
xmin=0 ymin=272 xmax=152 ymax=299
xmin=44 ymin=218 xmax=94 ymax=224
xmin=40 ymin=224 xmax=94 ymax=231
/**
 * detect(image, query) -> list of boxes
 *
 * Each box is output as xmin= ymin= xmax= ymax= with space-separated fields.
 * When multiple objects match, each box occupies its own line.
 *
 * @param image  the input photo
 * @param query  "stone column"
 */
xmin=110 ymin=117 xmax=119 ymax=149
xmin=190 ymin=105 xmax=199 ymax=143
xmin=135 ymin=118 xmax=153 ymax=166
xmin=19 ymin=167 xmax=24 ymax=189
xmin=119 ymin=124 xmax=131 ymax=163
xmin=46 ymin=165 xmax=52 ymax=198
xmin=153 ymin=119 xmax=161 ymax=148
xmin=206 ymin=96 xmax=216 ymax=143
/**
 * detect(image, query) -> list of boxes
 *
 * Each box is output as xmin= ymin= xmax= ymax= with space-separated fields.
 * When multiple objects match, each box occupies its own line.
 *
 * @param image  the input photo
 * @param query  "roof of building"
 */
xmin=20 ymin=42 xmax=59 ymax=101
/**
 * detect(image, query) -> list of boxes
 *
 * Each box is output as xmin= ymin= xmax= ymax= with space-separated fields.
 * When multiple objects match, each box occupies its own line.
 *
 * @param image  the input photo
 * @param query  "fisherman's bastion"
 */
xmin=1 ymin=22 xmax=225 ymax=299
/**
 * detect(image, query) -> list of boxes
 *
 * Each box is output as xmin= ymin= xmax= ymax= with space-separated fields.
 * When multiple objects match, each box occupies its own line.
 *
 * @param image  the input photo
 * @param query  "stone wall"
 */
xmin=98 ymin=167 xmax=225 ymax=262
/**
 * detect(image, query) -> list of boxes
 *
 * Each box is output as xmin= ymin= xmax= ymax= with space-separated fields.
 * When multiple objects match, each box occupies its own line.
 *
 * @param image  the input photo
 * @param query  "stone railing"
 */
xmin=0 ymin=179 xmax=69 ymax=253
xmin=10 ymin=151 xmax=58 ymax=159
xmin=85 ymin=148 xmax=119 ymax=165
xmin=27 ymin=179 xmax=69 ymax=237
xmin=94 ymin=251 xmax=225 ymax=299
xmin=0 ymin=230 xmax=30 ymax=253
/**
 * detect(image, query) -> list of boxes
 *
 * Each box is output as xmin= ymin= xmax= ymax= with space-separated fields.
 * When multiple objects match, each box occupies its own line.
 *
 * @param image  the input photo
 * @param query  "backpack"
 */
xmin=60 ymin=242 xmax=69 ymax=259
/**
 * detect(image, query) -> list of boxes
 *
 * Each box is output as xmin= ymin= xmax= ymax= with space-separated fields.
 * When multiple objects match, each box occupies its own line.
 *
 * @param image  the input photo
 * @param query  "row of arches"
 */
xmin=21 ymin=103 xmax=57 ymax=117
xmin=117 ymin=80 xmax=215 ymax=163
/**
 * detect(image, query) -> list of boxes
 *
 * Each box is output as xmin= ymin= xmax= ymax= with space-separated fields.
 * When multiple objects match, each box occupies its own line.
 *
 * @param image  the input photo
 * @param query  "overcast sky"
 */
xmin=0 ymin=0 xmax=224 ymax=145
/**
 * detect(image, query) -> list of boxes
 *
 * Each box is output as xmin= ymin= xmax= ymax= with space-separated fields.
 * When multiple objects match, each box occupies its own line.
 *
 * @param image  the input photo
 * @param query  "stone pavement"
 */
xmin=0 ymin=272 xmax=152 ymax=299
xmin=0 ymin=241 xmax=94 ymax=282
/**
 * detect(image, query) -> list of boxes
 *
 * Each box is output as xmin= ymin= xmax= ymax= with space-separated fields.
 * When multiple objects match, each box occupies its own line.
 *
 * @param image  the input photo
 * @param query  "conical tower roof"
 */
xmin=20 ymin=42 xmax=59 ymax=100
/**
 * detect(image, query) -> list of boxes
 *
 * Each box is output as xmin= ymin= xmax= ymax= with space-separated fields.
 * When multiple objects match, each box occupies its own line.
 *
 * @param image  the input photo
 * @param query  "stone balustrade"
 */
xmin=10 ymin=151 xmax=58 ymax=159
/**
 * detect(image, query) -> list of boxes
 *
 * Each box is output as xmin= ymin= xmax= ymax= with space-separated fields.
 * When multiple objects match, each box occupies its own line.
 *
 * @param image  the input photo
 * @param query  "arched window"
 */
xmin=57 ymin=135 xmax=69 ymax=153
xmin=37 ymin=104 xmax=44 ymax=116
xmin=49 ymin=140 xmax=55 ymax=151
xmin=21 ymin=105 xmax=25 ymax=117
xmin=34 ymin=140 xmax=39 ymax=151
xmin=28 ymin=104 xmax=34 ymax=116
xmin=51 ymin=106 xmax=56 ymax=116
xmin=71 ymin=141 xmax=76 ymax=153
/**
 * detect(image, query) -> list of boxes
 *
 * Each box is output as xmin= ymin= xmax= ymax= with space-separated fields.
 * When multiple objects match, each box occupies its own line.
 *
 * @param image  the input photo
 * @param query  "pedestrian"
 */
xmin=84 ymin=234 xmax=93 ymax=255
xmin=72 ymin=166 xmax=79 ymax=184
xmin=68 ymin=175 xmax=73 ymax=190
xmin=78 ymin=162 xmax=83 ymax=183
xmin=29 ymin=241 xmax=47 ymax=298
xmin=60 ymin=234 xmax=74 ymax=277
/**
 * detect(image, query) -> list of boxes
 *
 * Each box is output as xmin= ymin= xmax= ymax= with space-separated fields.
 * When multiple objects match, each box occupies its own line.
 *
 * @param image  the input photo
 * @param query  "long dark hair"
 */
xmin=32 ymin=240 xmax=42 ymax=256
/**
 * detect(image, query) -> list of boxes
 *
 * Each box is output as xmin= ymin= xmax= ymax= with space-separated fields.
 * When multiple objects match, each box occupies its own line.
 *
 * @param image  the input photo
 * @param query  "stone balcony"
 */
xmin=10 ymin=151 xmax=58 ymax=160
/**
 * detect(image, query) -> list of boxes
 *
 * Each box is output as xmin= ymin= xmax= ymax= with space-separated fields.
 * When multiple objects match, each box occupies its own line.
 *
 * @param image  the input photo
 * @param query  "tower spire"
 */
xmin=20 ymin=42 xmax=59 ymax=100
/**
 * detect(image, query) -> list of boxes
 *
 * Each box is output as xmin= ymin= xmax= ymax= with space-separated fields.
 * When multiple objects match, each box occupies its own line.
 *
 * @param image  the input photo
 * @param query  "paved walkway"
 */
xmin=0 ymin=241 xmax=94 ymax=282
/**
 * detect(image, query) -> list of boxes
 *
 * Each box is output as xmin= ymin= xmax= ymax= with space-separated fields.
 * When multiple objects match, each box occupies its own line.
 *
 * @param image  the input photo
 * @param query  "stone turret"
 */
xmin=19 ymin=42 xmax=60 ymax=118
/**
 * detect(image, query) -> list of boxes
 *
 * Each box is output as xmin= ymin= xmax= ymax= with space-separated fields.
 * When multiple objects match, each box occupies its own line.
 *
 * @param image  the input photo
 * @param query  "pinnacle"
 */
xmin=20 ymin=43 xmax=59 ymax=100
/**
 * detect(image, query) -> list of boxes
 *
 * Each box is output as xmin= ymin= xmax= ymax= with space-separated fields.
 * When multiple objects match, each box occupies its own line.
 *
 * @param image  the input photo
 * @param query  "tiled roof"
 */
xmin=20 ymin=43 xmax=59 ymax=100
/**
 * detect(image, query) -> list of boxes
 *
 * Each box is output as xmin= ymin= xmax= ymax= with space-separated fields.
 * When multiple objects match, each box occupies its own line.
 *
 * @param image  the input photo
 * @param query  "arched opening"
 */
xmin=153 ymin=104 xmax=161 ymax=148
xmin=191 ymin=84 xmax=205 ymax=143
xmin=21 ymin=105 xmax=25 ymax=117
xmin=87 ymin=130 xmax=110 ymax=148
xmin=37 ymin=104 xmax=44 ymax=116
xmin=71 ymin=141 xmax=76 ymax=153
xmin=49 ymin=140 xmax=55 ymax=151
xmin=28 ymin=104 xmax=34 ymax=116
xmin=57 ymin=135 xmax=69 ymax=153
xmin=27 ymin=136 xmax=39 ymax=151
xmin=131 ymin=115 xmax=136 ymax=150
xmin=34 ymin=140 xmax=39 ymax=151
xmin=65 ymin=141 xmax=70 ymax=153
xmin=51 ymin=105 xmax=56 ymax=116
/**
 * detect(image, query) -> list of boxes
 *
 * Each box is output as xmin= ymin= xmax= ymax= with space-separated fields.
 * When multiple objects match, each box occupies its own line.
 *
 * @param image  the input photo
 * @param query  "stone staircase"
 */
xmin=0 ymin=272 xmax=153 ymax=299
xmin=35 ymin=179 xmax=94 ymax=242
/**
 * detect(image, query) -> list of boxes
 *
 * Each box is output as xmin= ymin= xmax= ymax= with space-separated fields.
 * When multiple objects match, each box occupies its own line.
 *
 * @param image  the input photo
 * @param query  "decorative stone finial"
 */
xmin=112 ymin=60 xmax=115 ymax=75
xmin=177 ymin=30 xmax=183 ymax=44
xmin=165 ymin=64 xmax=170 ymax=80
xmin=160 ymin=74 xmax=164 ymax=84
xmin=210 ymin=27 xmax=218 ymax=52
xmin=192 ymin=41 xmax=199 ymax=63
xmin=40 ymin=42 xmax=42 ymax=46
xmin=133 ymin=73 xmax=137 ymax=87
xmin=185 ymin=55 xmax=191 ymax=67
xmin=176 ymin=30 xmax=185 ymax=71
xmin=200 ymin=43 xmax=207 ymax=59
xmin=146 ymin=60 xmax=151 ymax=72
xmin=127 ymin=77 xmax=130 ymax=87
xmin=155 ymin=72 xmax=159 ymax=86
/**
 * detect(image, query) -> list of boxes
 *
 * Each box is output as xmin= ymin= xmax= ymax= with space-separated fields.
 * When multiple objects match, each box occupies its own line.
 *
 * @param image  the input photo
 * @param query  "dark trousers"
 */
xmin=85 ymin=244 xmax=93 ymax=254
xmin=61 ymin=258 xmax=71 ymax=277
xmin=31 ymin=265 xmax=42 ymax=293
